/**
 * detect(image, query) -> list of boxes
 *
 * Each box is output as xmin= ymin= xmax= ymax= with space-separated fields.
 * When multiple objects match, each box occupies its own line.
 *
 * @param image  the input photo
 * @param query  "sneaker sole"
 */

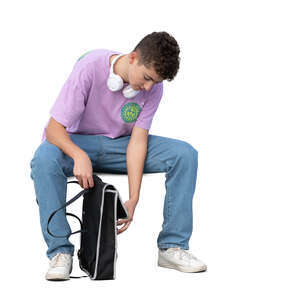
xmin=45 ymin=273 xmax=70 ymax=281
xmin=158 ymin=262 xmax=207 ymax=273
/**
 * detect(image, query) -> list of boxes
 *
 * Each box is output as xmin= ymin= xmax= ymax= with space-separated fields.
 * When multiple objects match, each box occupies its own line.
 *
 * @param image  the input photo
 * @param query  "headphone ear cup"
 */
xmin=107 ymin=73 xmax=124 ymax=91
xmin=122 ymin=85 xmax=140 ymax=99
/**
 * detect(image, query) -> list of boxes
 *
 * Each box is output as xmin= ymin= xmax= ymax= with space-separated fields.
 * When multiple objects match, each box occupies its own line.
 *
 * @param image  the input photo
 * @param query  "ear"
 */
xmin=129 ymin=51 xmax=139 ymax=64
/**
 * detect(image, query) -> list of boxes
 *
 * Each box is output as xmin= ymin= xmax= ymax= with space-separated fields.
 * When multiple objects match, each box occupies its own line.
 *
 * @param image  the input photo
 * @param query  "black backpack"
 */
xmin=46 ymin=174 xmax=129 ymax=280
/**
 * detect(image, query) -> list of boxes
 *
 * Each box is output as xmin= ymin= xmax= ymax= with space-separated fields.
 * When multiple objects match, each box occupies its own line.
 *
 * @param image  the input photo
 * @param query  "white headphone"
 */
xmin=107 ymin=54 xmax=140 ymax=99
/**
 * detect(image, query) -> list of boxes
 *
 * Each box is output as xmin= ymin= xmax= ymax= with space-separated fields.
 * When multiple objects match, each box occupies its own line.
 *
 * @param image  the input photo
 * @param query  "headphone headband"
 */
xmin=110 ymin=54 xmax=124 ymax=75
xmin=107 ymin=53 xmax=140 ymax=98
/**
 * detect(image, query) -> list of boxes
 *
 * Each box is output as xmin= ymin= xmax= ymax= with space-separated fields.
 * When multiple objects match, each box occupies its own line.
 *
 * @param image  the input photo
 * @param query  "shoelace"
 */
xmin=50 ymin=253 xmax=71 ymax=268
xmin=169 ymin=248 xmax=198 ymax=261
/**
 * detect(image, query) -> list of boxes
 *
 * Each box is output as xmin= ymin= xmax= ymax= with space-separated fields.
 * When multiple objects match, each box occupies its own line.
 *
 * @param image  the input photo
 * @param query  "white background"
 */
xmin=0 ymin=0 xmax=299 ymax=298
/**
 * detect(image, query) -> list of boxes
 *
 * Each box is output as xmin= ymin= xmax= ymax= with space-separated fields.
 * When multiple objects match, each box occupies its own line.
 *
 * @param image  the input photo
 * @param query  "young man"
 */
xmin=30 ymin=31 xmax=207 ymax=281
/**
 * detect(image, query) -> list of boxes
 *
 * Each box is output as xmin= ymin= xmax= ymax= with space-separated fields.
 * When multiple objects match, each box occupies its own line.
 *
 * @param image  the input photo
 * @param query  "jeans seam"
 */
xmin=158 ymin=158 xmax=173 ymax=232
xmin=158 ymin=243 xmax=189 ymax=250
xmin=97 ymin=136 xmax=104 ymax=157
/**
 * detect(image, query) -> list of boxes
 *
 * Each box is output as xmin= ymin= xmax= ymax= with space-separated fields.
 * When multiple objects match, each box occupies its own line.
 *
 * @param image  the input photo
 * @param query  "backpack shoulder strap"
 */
xmin=46 ymin=181 xmax=90 ymax=238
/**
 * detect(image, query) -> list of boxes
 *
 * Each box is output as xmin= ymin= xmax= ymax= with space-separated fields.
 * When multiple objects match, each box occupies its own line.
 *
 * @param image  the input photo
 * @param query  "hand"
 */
xmin=73 ymin=151 xmax=94 ymax=189
xmin=117 ymin=199 xmax=137 ymax=234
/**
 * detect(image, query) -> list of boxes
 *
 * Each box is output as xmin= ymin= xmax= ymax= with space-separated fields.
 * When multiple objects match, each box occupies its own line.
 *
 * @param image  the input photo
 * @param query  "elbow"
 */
xmin=45 ymin=117 xmax=66 ymax=140
xmin=45 ymin=125 xmax=51 ymax=140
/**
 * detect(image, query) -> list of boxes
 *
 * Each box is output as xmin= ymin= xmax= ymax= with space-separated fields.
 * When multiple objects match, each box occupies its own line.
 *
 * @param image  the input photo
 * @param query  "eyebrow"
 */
xmin=145 ymin=74 xmax=161 ymax=83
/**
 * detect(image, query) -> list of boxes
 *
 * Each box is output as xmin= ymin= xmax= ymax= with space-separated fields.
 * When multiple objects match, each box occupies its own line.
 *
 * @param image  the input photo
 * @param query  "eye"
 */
xmin=144 ymin=76 xmax=150 ymax=81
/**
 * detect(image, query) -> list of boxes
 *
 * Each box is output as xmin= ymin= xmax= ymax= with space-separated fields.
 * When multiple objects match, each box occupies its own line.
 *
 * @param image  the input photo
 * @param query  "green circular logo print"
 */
xmin=121 ymin=102 xmax=142 ymax=123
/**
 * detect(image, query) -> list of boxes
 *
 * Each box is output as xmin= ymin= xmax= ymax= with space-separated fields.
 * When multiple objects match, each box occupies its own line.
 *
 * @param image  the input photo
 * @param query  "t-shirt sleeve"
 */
xmin=49 ymin=64 xmax=93 ymax=128
xmin=135 ymin=82 xmax=163 ymax=131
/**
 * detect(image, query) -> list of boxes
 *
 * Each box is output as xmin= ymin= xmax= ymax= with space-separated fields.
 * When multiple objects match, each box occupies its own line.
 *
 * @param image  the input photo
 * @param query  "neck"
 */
xmin=114 ymin=54 xmax=130 ymax=83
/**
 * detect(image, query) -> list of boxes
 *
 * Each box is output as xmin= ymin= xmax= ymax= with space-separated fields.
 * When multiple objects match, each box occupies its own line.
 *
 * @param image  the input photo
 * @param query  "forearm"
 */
xmin=46 ymin=117 xmax=85 ymax=160
xmin=126 ymin=139 xmax=147 ymax=204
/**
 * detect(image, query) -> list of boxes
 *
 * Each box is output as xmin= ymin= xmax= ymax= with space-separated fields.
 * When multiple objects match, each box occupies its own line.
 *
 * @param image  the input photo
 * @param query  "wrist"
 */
xmin=72 ymin=148 xmax=87 ymax=161
xmin=129 ymin=196 xmax=139 ymax=204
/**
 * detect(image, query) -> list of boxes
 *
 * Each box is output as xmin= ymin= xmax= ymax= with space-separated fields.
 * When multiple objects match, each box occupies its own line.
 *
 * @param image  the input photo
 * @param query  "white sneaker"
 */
xmin=45 ymin=253 xmax=73 ymax=281
xmin=158 ymin=247 xmax=207 ymax=273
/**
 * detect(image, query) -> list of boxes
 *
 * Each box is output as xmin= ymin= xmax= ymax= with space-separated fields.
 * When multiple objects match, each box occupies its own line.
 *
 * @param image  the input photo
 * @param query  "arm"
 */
xmin=46 ymin=117 xmax=84 ymax=160
xmin=46 ymin=117 xmax=94 ymax=189
xmin=126 ymin=125 xmax=149 ymax=204
xmin=117 ymin=125 xmax=148 ymax=234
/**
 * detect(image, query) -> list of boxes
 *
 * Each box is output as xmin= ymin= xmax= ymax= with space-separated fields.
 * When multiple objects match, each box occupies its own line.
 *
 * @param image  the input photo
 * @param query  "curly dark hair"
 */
xmin=133 ymin=31 xmax=180 ymax=81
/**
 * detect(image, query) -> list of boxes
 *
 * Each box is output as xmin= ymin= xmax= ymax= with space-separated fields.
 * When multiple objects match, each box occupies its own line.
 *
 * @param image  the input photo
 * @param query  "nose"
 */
xmin=144 ymin=82 xmax=154 ymax=91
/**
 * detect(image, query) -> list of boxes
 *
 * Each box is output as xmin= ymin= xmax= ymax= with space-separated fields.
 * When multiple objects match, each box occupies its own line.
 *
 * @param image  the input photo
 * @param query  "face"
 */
xmin=127 ymin=51 xmax=163 ymax=92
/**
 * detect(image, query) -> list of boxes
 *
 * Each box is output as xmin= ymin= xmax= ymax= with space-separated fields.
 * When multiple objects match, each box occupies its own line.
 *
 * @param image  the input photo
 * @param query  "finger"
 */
xmin=117 ymin=223 xmax=130 ymax=234
xmin=117 ymin=219 xmax=128 ymax=226
xmin=117 ymin=222 xmax=127 ymax=234
xmin=117 ymin=221 xmax=131 ymax=234
xmin=117 ymin=217 xmax=131 ymax=225
xmin=82 ymin=177 xmax=88 ymax=189
xmin=88 ymin=176 xmax=94 ymax=188
xmin=76 ymin=176 xmax=83 ymax=188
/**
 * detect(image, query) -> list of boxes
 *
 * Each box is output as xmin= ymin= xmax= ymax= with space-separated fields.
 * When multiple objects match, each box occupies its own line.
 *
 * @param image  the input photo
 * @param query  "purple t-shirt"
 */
xmin=41 ymin=49 xmax=163 ymax=142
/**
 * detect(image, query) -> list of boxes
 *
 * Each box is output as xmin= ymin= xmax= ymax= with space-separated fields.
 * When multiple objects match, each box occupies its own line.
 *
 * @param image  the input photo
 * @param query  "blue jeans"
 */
xmin=30 ymin=133 xmax=199 ymax=259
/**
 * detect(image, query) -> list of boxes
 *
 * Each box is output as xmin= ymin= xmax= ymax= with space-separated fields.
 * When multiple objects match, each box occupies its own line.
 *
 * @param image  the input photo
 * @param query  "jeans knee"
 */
xmin=175 ymin=141 xmax=198 ymax=162
xmin=30 ymin=142 xmax=64 ymax=176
